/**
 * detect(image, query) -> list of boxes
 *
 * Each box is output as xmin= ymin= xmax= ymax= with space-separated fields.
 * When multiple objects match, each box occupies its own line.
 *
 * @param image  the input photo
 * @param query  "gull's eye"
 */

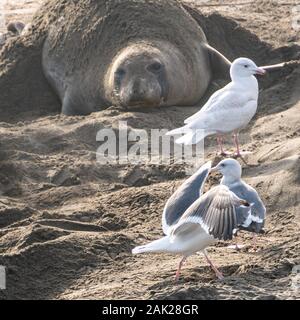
xmin=244 ymin=65 xmax=249 ymax=68
xmin=221 ymin=163 xmax=225 ymax=167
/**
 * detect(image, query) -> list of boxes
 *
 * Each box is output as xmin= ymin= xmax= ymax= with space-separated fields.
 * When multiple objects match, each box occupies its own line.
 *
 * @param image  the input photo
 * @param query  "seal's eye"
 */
xmin=115 ymin=68 xmax=126 ymax=78
xmin=147 ymin=62 xmax=162 ymax=73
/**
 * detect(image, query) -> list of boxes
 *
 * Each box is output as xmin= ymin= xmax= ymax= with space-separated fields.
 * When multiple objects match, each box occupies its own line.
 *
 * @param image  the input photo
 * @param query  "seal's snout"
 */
xmin=124 ymin=77 xmax=162 ymax=107
xmin=131 ymin=79 xmax=147 ymax=98
xmin=107 ymin=45 xmax=171 ymax=109
xmin=112 ymin=63 xmax=166 ymax=108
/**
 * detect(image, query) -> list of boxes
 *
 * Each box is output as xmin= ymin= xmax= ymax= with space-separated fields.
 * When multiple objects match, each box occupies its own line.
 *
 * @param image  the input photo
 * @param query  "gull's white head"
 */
xmin=211 ymin=158 xmax=242 ymax=181
xmin=230 ymin=57 xmax=266 ymax=79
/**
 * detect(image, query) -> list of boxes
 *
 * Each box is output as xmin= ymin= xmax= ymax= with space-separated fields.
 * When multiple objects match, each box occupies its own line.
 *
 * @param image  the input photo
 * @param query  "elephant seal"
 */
xmin=41 ymin=0 xmax=231 ymax=115
xmin=0 ymin=0 xmax=238 ymax=119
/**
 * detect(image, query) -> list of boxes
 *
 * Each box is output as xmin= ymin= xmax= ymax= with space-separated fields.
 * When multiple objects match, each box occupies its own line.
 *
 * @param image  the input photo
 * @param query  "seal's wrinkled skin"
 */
xmin=0 ymin=0 xmax=233 ymax=118
xmin=42 ymin=0 xmax=231 ymax=115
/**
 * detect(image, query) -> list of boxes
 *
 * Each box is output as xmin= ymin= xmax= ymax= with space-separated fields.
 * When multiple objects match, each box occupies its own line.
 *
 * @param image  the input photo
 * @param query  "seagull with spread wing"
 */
xmin=132 ymin=159 xmax=267 ymax=280
xmin=162 ymin=161 xmax=212 ymax=236
xmin=132 ymin=183 xmax=250 ymax=281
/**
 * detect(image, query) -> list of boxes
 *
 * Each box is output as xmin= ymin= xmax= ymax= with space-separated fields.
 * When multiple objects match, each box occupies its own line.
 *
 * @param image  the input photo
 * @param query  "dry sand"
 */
xmin=0 ymin=0 xmax=299 ymax=300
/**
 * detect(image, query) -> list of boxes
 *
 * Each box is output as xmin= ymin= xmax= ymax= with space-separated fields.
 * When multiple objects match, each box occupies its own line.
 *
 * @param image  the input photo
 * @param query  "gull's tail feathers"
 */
xmin=132 ymin=237 xmax=171 ymax=254
xmin=184 ymin=111 xmax=202 ymax=124
xmin=166 ymin=125 xmax=189 ymax=136
xmin=175 ymin=130 xmax=213 ymax=146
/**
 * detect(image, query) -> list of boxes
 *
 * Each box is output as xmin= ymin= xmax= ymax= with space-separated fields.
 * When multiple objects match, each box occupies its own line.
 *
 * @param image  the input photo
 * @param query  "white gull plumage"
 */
xmin=166 ymin=57 xmax=266 ymax=157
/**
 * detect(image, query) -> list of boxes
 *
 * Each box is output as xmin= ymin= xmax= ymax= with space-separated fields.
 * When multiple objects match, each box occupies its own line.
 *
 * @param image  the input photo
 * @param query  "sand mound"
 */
xmin=0 ymin=1 xmax=299 ymax=299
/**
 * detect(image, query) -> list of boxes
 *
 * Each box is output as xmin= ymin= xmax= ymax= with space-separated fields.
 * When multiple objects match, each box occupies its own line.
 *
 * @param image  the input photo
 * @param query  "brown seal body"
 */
xmin=42 ymin=0 xmax=230 ymax=115
xmin=0 ymin=0 xmax=232 ymax=118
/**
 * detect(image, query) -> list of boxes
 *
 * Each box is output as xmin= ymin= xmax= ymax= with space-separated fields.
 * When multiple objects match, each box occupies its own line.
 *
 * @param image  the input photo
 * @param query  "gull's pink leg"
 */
xmin=234 ymin=232 xmax=246 ymax=250
xmin=233 ymin=133 xmax=248 ymax=165
xmin=233 ymin=132 xmax=241 ymax=155
xmin=252 ymin=233 xmax=258 ymax=251
xmin=227 ymin=234 xmax=245 ymax=250
xmin=248 ymin=234 xmax=259 ymax=252
xmin=175 ymin=256 xmax=187 ymax=281
xmin=203 ymin=250 xmax=224 ymax=280
xmin=235 ymin=237 xmax=240 ymax=250
xmin=217 ymin=135 xmax=229 ymax=156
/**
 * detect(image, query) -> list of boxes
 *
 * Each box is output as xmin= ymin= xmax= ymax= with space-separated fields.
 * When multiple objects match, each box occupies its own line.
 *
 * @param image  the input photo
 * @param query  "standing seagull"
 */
xmin=166 ymin=58 xmax=266 ymax=158
xmin=132 ymin=185 xmax=250 ymax=281
xmin=211 ymin=158 xmax=266 ymax=248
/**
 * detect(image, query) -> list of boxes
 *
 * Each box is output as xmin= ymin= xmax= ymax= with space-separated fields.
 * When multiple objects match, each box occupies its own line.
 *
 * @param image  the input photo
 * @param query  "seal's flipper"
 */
xmin=62 ymin=93 xmax=79 ymax=116
xmin=62 ymin=85 xmax=104 ymax=116
xmin=205 ymin=44 xmax=231 ymax=81
xmin=62 ymin=89 xmax=90 ymax=116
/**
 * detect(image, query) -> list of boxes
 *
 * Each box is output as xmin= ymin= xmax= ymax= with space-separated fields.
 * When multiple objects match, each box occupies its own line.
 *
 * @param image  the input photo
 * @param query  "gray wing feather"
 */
xmin=162 ymin=161 xmax=212 ymax=235
xmin=230 ymin=182 xmax=266 ymax=233
xmin=172 ymin=185 xmax=245 ymax=241
xmin=230 ymin=182 xmax=266 ymax=219
xmin=235 ymin=206 xmax=252 ymax=225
